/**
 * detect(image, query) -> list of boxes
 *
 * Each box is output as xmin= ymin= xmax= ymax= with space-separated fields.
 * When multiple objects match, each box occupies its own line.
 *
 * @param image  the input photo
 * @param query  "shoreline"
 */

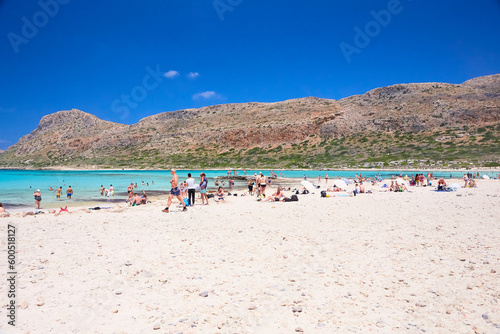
xmin=1 ymin=166 xmax=499 ymax=172
xmin=3 ymin=177 xmax=496 ymax=214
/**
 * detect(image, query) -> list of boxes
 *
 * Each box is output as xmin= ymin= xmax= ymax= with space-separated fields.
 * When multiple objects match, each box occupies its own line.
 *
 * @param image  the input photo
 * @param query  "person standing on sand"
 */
xmin=248 ymin=179 xmax=254 ymax=196
xmin=186 ymin=173 xmax=196 ymax=206
xmin=325 ymin=173 xmax=329 ymax=183
xmin=200 ymin=173 xmax=209 ymax=205
xmin=255 ymin=173 xmax=262 ymax=193
xmin=127 ymin=183 xmax=134 ymax=202
xmin=33 ymin=189 xmax=42 ymax=209
xmin=162 ymin=169 xmax=187 ymax=213
xmin=66 ymin=186 xmax=73 ymax=199
xmin=259 ymin=172 xmax=267 ymax=198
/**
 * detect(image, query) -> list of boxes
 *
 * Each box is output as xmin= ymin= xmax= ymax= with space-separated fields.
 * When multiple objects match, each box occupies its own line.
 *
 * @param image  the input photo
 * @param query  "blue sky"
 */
xmin=1 ymin=0 xmax=499 ymax=150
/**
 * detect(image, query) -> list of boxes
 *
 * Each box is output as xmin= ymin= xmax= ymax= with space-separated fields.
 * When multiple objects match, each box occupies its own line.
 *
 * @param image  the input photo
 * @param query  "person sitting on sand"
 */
xmin=353 ymin=183 xmax=360 ymax=195
xmin=390 ymin=181 xmax=395 ymax=192
xmin=132 ymin=193 xmax=142 ymax=206
xmin=468 ymin=179 xmax=477 ymax=188
xmin=215 ymin=186 xmax=225 ymax=202
xmin=262 ymin=188 xmax=286 ymax=202
xmin=437 ymin=178 xmax=446 ymax=191
xmin=0 ymin=202 xmax=9 ymax=216
xmin=359 ymin=182 xmax=365 ymax=194
xmin=141 ymin=190 xmax=148 ymax=204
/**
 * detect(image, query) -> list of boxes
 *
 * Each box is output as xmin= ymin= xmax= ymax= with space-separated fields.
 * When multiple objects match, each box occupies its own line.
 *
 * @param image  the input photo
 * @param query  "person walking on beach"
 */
xmin=66 ymin=186 xmax=73 ymax=199
xmin=33 ymin=189 xmax=42 ymax=209
xmin=186 ymin=173 xmax=196 ymax=206
xmin=200 ymin=172 xmax=209 ymax=205
xmin=162 ymin=169 xmax=187 ymax=213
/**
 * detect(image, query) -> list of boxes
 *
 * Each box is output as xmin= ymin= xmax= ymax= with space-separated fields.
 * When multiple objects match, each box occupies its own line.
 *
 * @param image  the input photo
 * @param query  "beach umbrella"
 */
xmin=341 ymin=178 xmax=351 ymax=185
xmin=482 ymin=175 xmax=490 ymax=180
xmin=301 ymin=180 xmax=316 ymax=193
xmin=333 ymin=180 xmax=348 ymax=189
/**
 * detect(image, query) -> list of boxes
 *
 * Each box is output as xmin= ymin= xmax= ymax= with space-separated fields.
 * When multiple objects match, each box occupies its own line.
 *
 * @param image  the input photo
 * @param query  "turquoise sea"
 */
xmin=0 ymin=169 xmax=497 ymax=211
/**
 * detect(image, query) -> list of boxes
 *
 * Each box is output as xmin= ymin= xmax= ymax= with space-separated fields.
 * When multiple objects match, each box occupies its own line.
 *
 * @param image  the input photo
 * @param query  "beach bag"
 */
xmin=320 ymin=190 xmax=327 ymax=198
xmin=207 ymin=194 xmax=214 ymax=198
xmin=283 ymin=197 xmax=292 ymax=202
xmin=291 ymin=195 xmax=299 ymax=201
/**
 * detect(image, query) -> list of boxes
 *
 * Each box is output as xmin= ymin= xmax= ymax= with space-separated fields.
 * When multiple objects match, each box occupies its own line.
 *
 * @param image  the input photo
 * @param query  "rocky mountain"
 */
xmin=1 ymin=74 xmax=499 ymax=169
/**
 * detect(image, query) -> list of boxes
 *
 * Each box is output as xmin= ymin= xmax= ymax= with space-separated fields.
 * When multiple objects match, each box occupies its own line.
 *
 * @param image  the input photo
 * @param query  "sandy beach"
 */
xmin=1 ymin=178 xmax=499 ymax=333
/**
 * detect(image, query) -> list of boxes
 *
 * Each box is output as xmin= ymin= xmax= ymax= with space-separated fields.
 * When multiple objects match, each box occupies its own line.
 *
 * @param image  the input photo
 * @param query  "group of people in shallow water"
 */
xmin=18 ymin=170 xmax=494 ymax=212
xmin=31 ymin=186 xmax=74 ymax=209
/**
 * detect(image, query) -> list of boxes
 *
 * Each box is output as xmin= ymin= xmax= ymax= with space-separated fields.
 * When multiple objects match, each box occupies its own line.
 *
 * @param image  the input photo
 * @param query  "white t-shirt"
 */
xmin=186 ymin=178 xmax=196 ymax=189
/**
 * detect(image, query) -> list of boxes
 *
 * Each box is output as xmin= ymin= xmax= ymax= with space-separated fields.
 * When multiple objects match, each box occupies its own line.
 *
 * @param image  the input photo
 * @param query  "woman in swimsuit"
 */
xmin=215 ymin=186 xmax=225 ymax=202
xmin=33 ymin=189 xmax=42 ymax=209
xmin=200 ymin=173 xmax=209 ymax=205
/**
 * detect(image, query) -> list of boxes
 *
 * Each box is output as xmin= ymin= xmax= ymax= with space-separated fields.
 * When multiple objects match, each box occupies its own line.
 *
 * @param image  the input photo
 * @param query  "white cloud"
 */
xmin=164 ymin=70 xmax=179 ymax=78
xmin=193 ymin=91 xmax=220 ymax=100
xmin=188 ymin=72 xmax=200 ymax=79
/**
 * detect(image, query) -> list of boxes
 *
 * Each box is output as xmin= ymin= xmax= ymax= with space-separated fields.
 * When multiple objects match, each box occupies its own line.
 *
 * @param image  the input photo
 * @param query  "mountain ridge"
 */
xmin=1 ymin=74 xmax=499 ymax=169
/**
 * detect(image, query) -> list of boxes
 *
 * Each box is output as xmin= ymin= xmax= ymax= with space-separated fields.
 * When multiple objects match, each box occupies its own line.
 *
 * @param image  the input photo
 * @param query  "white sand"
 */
xmin=1 ymin=179 xmax=499 ymax=333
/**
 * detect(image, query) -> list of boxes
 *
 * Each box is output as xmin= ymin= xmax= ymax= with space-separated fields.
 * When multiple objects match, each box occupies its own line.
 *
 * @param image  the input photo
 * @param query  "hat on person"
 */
xmin=36 ymin=189 xmax=40 ymax=192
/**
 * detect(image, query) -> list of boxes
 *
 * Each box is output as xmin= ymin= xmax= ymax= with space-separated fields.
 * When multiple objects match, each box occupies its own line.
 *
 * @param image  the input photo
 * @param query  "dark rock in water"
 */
xmin=217 ymin=175 xmax=249 ymax=180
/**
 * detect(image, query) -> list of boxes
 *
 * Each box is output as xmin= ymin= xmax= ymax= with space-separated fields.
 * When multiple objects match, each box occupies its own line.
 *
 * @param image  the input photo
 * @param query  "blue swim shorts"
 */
xmin=170 ymin=187 xmax=181 ymax=196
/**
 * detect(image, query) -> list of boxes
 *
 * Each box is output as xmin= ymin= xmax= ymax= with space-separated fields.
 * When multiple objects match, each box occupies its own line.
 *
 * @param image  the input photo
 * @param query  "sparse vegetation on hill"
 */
xmin=1 ymin=74 xmax=499 ymax=169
